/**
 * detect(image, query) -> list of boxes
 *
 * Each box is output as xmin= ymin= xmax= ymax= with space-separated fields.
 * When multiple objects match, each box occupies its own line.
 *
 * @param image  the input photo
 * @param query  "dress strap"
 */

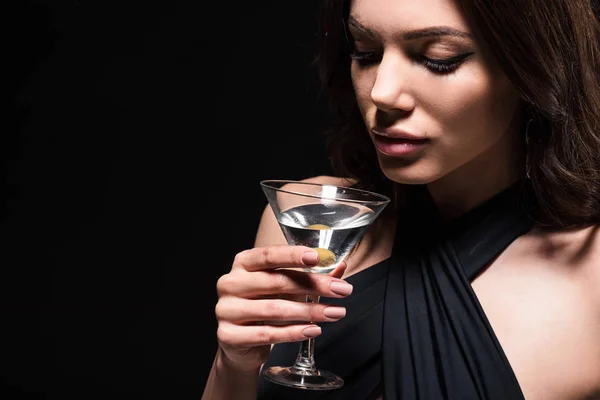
xmin=382 ymin=184 xmax=533 ymax=399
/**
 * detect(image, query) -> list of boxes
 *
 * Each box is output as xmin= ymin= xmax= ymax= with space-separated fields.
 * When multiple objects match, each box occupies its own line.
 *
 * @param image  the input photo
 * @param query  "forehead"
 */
xmin=349 ymin=0 xmax=470 ymax=32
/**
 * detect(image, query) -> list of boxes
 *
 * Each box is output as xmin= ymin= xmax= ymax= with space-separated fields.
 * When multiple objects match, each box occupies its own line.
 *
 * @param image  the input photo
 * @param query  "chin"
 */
xmin=378 ymin=158 xmax=440 ymax=186
xmin=380 ymin=167 xmax=439 ymax=186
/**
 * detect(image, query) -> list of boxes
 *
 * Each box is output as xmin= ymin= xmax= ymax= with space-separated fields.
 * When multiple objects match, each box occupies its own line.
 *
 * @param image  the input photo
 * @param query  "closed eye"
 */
xmin=349 ymin=50 xmax=383 ymax=64
xmin=349 ymin=50 xmax=474 ymax=74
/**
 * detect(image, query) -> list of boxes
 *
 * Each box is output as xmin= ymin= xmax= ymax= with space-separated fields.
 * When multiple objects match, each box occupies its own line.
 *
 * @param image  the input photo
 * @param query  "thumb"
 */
xmin=328 ymin=261 xmax=348 ymax=279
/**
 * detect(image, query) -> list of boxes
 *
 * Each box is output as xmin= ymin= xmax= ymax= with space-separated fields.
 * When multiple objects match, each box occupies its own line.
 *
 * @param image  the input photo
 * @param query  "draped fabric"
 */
xmin=257 ymin=184 xmax=533 ymax=399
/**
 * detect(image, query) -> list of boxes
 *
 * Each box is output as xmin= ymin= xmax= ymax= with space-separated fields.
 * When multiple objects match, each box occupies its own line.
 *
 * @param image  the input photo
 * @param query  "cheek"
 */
xmin=431 ymin=68 xmax=519 ymax=141
xmin=351 ymin=61 xmax=520 ymax=150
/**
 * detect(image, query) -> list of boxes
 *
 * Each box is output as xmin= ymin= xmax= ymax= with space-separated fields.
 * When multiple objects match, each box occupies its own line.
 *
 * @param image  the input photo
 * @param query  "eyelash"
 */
xmin=349 ymin=51 xmax=474 ymax=74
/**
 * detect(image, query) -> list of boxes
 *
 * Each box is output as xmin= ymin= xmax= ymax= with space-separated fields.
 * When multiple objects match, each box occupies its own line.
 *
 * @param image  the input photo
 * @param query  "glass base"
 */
xmin=262 ymin=366 xmax=344 ymax=390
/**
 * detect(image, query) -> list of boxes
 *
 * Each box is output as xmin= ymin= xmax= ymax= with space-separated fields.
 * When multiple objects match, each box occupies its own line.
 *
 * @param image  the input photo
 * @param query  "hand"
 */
xmin=214 ymin=245 xmax=353 ymax=372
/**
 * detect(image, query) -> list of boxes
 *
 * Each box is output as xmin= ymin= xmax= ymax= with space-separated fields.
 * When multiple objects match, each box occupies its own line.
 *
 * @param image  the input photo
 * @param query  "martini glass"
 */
xmin=259 ymin=179 xmax=390 ymax=390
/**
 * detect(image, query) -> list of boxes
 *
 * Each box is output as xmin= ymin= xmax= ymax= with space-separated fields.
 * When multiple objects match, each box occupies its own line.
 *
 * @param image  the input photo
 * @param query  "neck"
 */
xmin=426 ymin=132 xmax=522 ymax=222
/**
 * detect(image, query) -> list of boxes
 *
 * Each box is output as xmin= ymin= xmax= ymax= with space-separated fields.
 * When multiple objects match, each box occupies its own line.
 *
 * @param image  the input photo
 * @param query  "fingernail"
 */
xmin=324 ymin=307 xmax=346 ymax=319
xmin=302 ymin=251 xmax=319 ymax=265
xmin=302 ymin=326 xmax=322 ymax=338
xmin=330 ymin=281 xmax=353 ymax=296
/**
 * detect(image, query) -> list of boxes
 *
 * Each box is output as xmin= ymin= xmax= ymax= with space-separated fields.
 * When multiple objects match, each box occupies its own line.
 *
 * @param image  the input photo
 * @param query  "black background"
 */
xmin=5 ymin=1 xmax=333 ymax=398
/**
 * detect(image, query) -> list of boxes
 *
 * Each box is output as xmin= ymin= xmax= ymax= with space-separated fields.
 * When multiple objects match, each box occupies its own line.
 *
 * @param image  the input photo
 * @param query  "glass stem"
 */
xmin=292 ymin=294 xmax=320 ymax=373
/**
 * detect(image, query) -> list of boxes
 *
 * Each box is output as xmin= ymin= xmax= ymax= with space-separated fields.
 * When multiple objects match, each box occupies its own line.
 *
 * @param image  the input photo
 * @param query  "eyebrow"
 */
xmin=347 ymin=16 xmax=472 ymax=40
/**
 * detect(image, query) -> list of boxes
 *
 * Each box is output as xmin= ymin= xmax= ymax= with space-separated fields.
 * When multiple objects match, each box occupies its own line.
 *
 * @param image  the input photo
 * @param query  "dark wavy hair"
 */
xmin=313 ymin=0 xmax=600 ymax=229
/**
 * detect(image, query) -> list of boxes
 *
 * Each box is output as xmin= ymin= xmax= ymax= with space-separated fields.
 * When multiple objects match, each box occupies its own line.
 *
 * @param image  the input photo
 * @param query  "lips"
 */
xmin=371 ymin=128 xmax=430 ymax=156
xmin=372 ymin=128 xmax=426 ymax=141
xmin=376 ymin=136 xmax=429 ymax=145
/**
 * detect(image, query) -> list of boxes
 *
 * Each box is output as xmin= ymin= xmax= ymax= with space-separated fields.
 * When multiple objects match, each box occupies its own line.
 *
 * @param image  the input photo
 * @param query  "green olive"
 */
xmin=313 ymin=247 xmax=336 ymax=267
xmin=307 ymin=224 xmax=331 ymax=230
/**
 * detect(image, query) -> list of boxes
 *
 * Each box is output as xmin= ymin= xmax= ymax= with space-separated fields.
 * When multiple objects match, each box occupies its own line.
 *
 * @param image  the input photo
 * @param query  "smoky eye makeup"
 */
xmin=417 ymin=52 xmax=475 ymax=73
xmin=346 ymin=16 xmax=476 ymax=74
xmin=349 ymin=48 xmax=475 ymax=74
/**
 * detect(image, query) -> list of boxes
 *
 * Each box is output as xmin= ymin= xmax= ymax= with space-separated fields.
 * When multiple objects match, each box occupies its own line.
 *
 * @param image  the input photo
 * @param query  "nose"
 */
xmin=370 ymin=53 xmax=416 ymax=114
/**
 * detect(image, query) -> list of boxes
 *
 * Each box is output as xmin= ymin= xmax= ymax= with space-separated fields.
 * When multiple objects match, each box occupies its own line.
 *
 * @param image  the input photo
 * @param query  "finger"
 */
xmin=216 ymin=297 xmax=346 ymax=324
xmin=217 ymin=321 xmax=322 ymax=348
xmin=233 ymin=246 xmax=320 ymax=272
xmin=216 ymin=269 xmax=353 ymax=299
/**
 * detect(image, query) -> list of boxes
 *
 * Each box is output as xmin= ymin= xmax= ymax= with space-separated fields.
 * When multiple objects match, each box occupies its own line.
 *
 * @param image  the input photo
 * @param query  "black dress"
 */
xmin=257 ymin=184 xmax=533 ymax=399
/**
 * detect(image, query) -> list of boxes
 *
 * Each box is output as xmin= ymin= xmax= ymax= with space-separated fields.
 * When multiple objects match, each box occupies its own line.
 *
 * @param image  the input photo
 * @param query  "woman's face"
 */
xmin=349 ymin=0 xmax=522 ymax=185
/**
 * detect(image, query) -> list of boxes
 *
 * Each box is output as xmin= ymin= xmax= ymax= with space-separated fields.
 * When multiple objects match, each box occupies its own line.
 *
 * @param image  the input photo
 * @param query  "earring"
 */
xmin=525 ymin=118 xmax=533 ymax=179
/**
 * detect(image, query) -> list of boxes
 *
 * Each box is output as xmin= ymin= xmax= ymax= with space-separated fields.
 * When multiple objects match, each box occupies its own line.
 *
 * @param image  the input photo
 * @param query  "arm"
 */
xmin=202 ymin=176 xmax=352 ymax=400
xmin=201 ymin=205 xmax=286 ymax=400
xmin=202 ymin=347 xmax=262 ymax=400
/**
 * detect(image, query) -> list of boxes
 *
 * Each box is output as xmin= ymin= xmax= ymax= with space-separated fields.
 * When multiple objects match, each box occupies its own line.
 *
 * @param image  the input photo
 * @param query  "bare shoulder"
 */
xmin=529 ymin=224 xmax=600 ymax=265
xmin=528 ymin=224 xmax=600 ymax=301
xmin=253 ymin=176 xmax=356 ymax=248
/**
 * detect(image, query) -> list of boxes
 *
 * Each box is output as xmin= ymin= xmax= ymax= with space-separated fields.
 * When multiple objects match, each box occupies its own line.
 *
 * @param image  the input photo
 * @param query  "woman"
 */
xmin=203 ymin=0 xmax=600 ymax=398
